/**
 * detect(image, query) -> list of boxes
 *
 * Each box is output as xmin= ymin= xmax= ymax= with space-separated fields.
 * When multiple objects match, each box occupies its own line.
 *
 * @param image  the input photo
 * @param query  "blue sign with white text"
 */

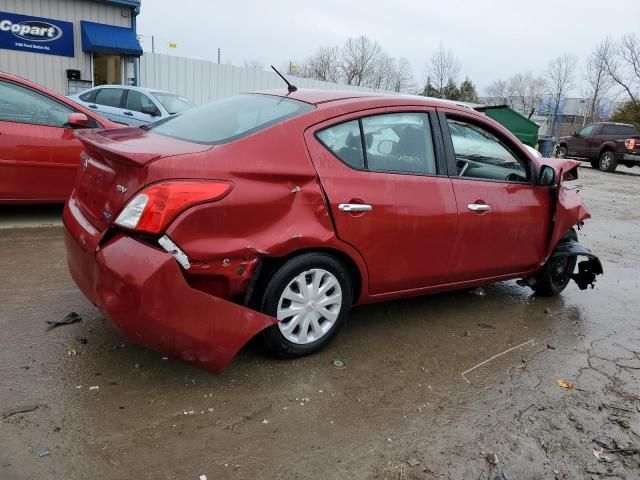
xmin=0 ymin=12 xmax=74 ymax=57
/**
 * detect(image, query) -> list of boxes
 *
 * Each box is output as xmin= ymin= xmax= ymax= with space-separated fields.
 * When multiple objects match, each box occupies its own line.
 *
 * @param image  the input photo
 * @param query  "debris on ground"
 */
xmin=486 ymin=452 xmax=499 ymax=465
xmin=66 ymin=348 xmax=77 ymax=356
xmin=38 ymin=451 xmax=49 ymax=457
xmin=469 ymin=287 xmax=486 ymax=296
xmin=2 ymin=404 xmax=39 ymax=419
xmin=331 ymin=359 xmax=346 ymax=369
xmin=477 ymin=322 xmax=495 ymax=329
xmin=199 ymin=475 xmax=207 ymax=480
xmin=592 ymin=447 xmax=611 ymax=462
xmin=89 ymin=386 xmax=99 ymax=391
xmin=556 ymin=379 xmax=576 ymax=391
xmin=76 ymin=336 xmax=87 ymax=344
xmin=406 ymin=458 xmax=420 ymax=467
xmin=460 ymin=339 xmax=535 ymax=383
xmin=45 ymin=312 xmax=82 ymax=329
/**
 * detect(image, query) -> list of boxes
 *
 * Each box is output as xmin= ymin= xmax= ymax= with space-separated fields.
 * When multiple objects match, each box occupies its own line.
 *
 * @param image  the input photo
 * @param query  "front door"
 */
xmin=0 ymin=79 xmax=78 ymax=202
xmin=306 ymin=109 xmax=458 ymax=295
xmin=569 ymin=124 xmax=596 ymax=157
xmin=439 ymin=110 xmax=552 ymax=282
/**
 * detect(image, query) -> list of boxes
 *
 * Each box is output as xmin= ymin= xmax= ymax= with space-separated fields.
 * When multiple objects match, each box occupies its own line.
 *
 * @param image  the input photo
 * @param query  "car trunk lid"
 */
xmin=73 ymin=127 xmax=212 ymax=232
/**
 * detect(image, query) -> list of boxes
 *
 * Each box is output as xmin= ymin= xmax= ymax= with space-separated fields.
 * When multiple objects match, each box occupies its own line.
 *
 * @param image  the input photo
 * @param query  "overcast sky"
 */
xmin=137 ymin=0 xmax=640 ymax=96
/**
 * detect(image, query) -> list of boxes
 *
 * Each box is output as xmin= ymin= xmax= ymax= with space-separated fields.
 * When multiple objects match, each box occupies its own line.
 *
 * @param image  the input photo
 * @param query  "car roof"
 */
xmin=86 ymin=84 xmax=177 ymax=96
xmin=255 ymin=88 xmax=477 ymax=111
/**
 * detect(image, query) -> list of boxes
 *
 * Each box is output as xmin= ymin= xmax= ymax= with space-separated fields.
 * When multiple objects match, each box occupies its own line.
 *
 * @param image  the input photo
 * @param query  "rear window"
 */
xmin=146 ymin=94 xmax=314 ymax=144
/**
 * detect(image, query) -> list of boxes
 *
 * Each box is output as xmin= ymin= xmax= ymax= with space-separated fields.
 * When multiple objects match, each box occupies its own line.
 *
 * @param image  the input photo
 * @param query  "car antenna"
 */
xmin=271 ymin=65 xmax=297 ymax=92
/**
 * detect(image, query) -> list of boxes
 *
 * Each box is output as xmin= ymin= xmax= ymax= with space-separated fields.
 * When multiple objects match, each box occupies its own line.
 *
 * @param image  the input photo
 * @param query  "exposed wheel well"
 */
xmin=599 ymin=145 xmax=614 ymax=155
xmin=244 ymin=248 xmax=363 ymax=308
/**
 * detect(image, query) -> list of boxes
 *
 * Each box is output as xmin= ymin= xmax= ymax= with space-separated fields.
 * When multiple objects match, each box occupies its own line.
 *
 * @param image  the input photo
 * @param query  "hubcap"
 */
xmin=557 ymin=148 xmax=566 ymax=158
xmin=601 ymin=153 xmax=611 ymax=169
xmin=277 ymin=269 xmax=342 ymax=345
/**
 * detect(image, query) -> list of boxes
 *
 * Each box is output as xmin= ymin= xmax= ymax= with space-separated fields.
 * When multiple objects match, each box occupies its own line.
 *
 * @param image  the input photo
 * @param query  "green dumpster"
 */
xmin=475 ymin=105 xmax=540 ymax=147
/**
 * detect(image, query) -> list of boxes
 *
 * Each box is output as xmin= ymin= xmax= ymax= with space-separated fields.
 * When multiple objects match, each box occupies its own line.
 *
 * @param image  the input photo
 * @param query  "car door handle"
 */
xmin=468 ymin=203 xmax=491 ymax=212
xmin=88 ymin=104 xmax=98 ymax=109
xmin=338 ymin=203 xmax=372 ymax=213
xmin=123 ymin=111 xmax=133 ymax=116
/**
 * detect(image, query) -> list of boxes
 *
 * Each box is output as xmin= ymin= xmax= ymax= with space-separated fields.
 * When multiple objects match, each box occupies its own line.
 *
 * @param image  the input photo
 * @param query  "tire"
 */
xmin=532 ymin=229 xmax=578 ymax=297
xmin=589 ymin=160 xmax=599 ymax=169
xmin=260 ymin=253 xmax=353 ymax=358
xmin=556 ymin=146 xmax=568 ymax=158
xmin=599 ymin=150 xmax=618 ymax=172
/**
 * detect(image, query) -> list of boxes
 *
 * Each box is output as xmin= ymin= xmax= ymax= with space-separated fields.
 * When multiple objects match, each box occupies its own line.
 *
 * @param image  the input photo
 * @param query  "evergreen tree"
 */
xmin=458 ymin=77 xmax=480 ymax=103
xmin=442 ymin=78 xmax=460 ymax=100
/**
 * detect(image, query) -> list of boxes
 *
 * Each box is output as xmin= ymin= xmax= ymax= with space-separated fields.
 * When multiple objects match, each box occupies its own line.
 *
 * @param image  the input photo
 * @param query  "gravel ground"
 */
xmin=1 ymin=165 xmax=639 ymax=480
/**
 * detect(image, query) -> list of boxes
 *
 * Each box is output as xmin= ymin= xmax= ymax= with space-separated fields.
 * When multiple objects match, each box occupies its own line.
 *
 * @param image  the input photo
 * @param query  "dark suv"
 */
xmin=556 ymin=122 xmax=640 ymax=172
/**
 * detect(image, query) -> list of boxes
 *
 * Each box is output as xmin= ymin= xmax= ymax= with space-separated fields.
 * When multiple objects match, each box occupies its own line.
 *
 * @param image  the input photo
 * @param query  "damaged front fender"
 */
xmin=551 ymin=239 xmax=604 ymax=290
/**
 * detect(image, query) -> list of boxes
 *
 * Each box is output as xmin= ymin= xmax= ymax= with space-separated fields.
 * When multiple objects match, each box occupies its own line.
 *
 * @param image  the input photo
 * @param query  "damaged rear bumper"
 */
xmin=551 ymin=239 xmax=604 ymax=290
xmin=63 ymin=200 xmax=278 ymax=373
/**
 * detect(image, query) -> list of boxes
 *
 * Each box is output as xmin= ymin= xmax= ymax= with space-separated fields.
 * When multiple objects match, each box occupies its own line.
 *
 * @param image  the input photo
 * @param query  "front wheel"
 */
xmin=532 ymin=229 xmax=578 ymax=297
xmin=599 ymin=150 xmax=618 ymax=172
xmin=260 ymin=253 xmax=353 ymax=358
xmin=556 ymin=146 xmax=568 ymax=158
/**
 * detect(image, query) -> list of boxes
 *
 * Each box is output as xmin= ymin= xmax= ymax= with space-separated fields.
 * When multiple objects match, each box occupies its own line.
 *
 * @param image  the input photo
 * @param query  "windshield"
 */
xmin=150 ymin=92 xmax=195 ymax=115
xmin=146 ymin=94 xmax=314 ymax=144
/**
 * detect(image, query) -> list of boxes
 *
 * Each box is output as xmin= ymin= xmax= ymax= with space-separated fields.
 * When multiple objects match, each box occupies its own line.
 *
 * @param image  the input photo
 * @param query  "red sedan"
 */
xmin=63 ymin=89 xmax=602 ymax=372
xmin=0 ymin=72 xmax=119 ymax=203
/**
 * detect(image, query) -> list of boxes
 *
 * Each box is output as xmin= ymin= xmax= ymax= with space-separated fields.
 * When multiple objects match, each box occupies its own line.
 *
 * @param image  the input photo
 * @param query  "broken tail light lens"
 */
xmin=625 ymin=138 xmax=636 ymax=150
xmin=114 ymin=180 xmax=232 ymax=234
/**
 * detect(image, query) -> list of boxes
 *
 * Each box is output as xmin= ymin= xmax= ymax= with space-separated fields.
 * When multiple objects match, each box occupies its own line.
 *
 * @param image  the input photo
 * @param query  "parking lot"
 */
xmin=1 ymin=165 xmax=639 ymax=479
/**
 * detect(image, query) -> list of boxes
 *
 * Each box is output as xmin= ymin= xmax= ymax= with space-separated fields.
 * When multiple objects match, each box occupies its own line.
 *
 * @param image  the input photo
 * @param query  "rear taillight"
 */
xmin=625 ymin=138 xmax=636 ymax=150
xmin=114 ymin=180 xmax=232 ymax=234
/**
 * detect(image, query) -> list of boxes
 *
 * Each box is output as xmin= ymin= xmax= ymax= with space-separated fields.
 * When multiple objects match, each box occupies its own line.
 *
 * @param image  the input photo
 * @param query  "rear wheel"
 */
xmin=260 ymin=253 xmax=353 ymax=358
xmin=556 ymin=146 xmax=568 ymax=158
xmin=532 ymin=229 xmax=578 ymax=297
xmin=599 ymin=150 xmax=618 ymax=172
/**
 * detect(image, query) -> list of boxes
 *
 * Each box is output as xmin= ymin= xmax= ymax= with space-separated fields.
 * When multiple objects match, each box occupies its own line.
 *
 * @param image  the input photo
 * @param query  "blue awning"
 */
xmin=81 ymin=21 xmax=143 ymax=56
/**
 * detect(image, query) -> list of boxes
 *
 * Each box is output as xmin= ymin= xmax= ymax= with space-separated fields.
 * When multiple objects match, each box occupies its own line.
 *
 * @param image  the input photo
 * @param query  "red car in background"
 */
xmin=0 ymin=72 xmax=119 ymax=203
xmin=63 ymin=89 xmax=603 ymax=373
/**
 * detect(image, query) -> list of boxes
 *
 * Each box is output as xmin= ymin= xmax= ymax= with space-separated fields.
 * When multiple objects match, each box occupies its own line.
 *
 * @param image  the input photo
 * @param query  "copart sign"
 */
xmin=0 ymin=12 xmax=74 ymax=57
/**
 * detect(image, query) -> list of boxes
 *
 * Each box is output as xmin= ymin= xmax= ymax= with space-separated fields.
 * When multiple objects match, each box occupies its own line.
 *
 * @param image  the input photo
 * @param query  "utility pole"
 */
xmin=151 ymin=35 xmax=155 ymax=53
xmin=217 ymin=48 xmax=221 ymax=64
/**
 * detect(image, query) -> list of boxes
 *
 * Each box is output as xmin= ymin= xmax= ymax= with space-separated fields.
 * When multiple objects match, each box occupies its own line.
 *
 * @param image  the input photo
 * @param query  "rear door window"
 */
xmin=79 ymin=89 xmax=97 ymax=102
xmin=94 ymin=88 xmax=125 ymax=108
xmin=616 ymin=125 xmax=636 ymax=135
xmin=316 ymin=112 xmax=438 ymax=175
xmin=147 ymin=94 xmax=314 ymax=144
xmin=316 ymin=120 xmax=364 ymax=169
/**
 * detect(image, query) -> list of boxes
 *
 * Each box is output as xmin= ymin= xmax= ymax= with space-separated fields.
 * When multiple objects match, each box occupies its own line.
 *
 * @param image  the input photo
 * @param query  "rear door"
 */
xmin=305 ymin=107 xmax=458 ymax=295
xmin=92 ymin=88 xmax=128 ymax=124
xmin=0 ymin=79 xmax=79 ymax=202
xmin=438 ymin=109 xmax=552 ymax=282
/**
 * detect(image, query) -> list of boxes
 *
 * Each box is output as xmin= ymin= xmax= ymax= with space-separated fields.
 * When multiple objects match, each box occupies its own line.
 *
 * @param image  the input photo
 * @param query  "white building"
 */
xmin=0 ymin=0 xmax=142 ymax=95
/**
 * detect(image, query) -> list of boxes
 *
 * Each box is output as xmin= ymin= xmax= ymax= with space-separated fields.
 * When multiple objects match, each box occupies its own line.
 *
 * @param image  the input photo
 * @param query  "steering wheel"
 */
xmin=505 ymin=173 xmax=523 ymax=182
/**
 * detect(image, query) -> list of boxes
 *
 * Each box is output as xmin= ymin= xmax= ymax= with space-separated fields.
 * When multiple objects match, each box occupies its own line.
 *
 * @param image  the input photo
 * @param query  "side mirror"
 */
xmin=571 ymin=131 xmax=578 ymax=137
xmin=141 ymin=105 xmax=161 ymax=116
xmin=68 ymin=112 xmax=90 ymax=128
xmin=538 ymin=165 xmax=556 ymax=186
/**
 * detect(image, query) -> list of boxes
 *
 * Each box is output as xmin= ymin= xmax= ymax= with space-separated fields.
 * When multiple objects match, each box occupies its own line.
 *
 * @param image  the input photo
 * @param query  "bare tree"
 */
xmin=298 ymin=46 xmax=341 ymax=83
xmin=485 ymin=79 xmax=508 ymax=105
xmin=426 ymin=44 xmax=460 ymax=98
xmin=546 ymin=53 xmax=577 ymax=135
xmin=595 ymin=37 xmax=638 ymax=106
xmin=392 ymin=57 xmax=414 ymax=93
xmin=341 ymin=35 xmax=382 ymax=86
xmin=526 ymin=73 xmax=546 ymax=115
xmin=585 ymin=43 xmax=615 ymax=121
xmin=369 ymin=53 xmax=395 ymax=89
